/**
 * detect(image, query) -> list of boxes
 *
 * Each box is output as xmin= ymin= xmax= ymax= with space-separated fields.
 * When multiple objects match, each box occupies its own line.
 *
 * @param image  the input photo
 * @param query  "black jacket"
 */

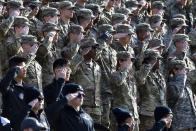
xmin=56 ymin=104 xmax=95 ymax=131
xmin=147 ymin=121 xmax=168 ymax=131
xmin=0 ymin=67 xmax=32 ymax=130
xmin=27 ymin=110 xmax=50 ymax=131
xmin=43 ymin=78 xmax=67 ymax=130
xmin=117 ymin=124 xmax=130 ymax=131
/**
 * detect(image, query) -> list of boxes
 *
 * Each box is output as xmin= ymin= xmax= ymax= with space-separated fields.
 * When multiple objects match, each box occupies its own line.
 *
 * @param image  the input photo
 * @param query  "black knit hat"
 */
xmin=112 ymin=107 xmax=133 ymax=125
xmin=24 ymin=87 xmax=43 ymax=104
xmin=154 ymin=105 xmax=172 ymax=122
xmin=62 ymin=83 xmax=84 ymax=96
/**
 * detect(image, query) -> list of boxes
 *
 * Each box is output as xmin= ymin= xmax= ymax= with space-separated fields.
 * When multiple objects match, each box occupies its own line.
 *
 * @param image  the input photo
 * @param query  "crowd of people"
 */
xmin=0 ymin=0 xmax=196 ymax=130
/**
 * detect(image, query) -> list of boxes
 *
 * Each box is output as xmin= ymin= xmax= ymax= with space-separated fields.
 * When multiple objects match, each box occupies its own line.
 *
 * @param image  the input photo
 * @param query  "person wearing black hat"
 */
xmin=24 ymin=87 xmax=50 ymax=131
xmin=112 ymin=107 xmax=135 ymax=131
xmin=148 ymin=106 xmax=173 ymax=131
xmin=0 ymin=56 xmax=38 ymax=130
xmin=21 ymin=117 xmax=46 ymax=131
xmin=55 ymin=83 xmax=95 ymax=131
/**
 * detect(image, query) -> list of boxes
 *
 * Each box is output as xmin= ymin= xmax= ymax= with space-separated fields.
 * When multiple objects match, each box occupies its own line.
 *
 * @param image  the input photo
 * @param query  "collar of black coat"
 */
xmin=64 ymin=104 xmax=84 ymax=115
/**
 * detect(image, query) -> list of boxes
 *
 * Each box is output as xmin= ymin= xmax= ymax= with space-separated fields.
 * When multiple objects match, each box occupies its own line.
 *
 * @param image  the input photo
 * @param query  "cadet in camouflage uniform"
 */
xmin=0 ymin=0 xmax=25 ymax=76
xmin=76 ymin=9 xmax=97 ymax=39
xmin=6 ymin=16 xmax=30 ymax=58
xmin=102 ymin=0 xmax=115 ymax=24
xmin=151 ymin=1 xmax=166 ymax=16
xmin=115 ymin=7 xmax=133 ymax=25
xmin=111 ymin=24 xmax=135 ymax=56
xmin=125 ymin=0 xmax=143 ymax=26
xmin=136 ymin=49 xmax=166 ymax=131
xmin=111 ymin=51 xmax=139 ymax=131
xmin=149 ymin=14 xmax=166 ymax=39
xmin=133 ymin=23 xmax=153 ymax=70
xmin=36 ymin=23 xmax=60 ymax=87
xmin=41 ymin=7 xmax=60 ymax=24
xmin=168 ymin=34 xmax=195 ymax=71
xmin=169 ymin=0 xmax=193 ymax=31
xmin=70 ymin=38 xmax=103 ymax=130
xmin=26 ymin=0 xmax=43 ymax=42
xmin=58 ymin=1 xmax=75 ymax=49
xmin=163 ymin=18 xmax=187 ymax=56
xmin=75 ymin=0 xmax=87 ymax=10
xmin=96 ymin=24 xmax=117 ymax=129
xmin=167 ymin=60 xmax=196 ymax=131
xmin=61 ymin=24 xmax=84 ymax=60
xmin=20 ymin=35 xmax=42 ymax=91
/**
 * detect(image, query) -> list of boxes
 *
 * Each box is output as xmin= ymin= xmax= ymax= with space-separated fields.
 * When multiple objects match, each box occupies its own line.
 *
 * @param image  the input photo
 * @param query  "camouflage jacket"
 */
xmin=136 ymin=64 xmax=166 ymax=116
xmin=61 ymin=42 xmax=80 ymax=60
xmin=96 ymin=38 xmax=117 ymax=94
xmin=24 ymin=59 xmax=42 ymax=91
xmin=167 ymin=74 xmax=196 ymax=130
xmin=111 ymin=68 xmax=139 ymax=119
xmin=71 ymin=54 xmax=102 ymax=107
xmin=36 ymin=34 xmax=60 ymax=87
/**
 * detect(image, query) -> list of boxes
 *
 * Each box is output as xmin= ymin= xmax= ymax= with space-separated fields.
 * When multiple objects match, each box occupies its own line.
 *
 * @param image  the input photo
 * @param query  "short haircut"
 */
xmin=9 ymin=56 xmax=27 ymax=68
xmin=53 ymin=58 xmax=69 ymax=71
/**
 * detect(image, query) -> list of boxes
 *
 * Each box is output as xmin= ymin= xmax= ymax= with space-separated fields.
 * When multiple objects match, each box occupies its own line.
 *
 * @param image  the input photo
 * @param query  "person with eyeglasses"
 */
xmin=24 ymin=87 xmax=50 ymax=131
xmin=55 ymin=83 xmax=95 ymax=131
xmin=147 ymin=106 xmax=173 ymax=131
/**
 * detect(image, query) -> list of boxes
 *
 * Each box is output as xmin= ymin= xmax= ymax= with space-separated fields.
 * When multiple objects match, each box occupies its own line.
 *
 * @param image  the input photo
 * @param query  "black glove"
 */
xmin=99 ymin=31 xmax=112 ymax=42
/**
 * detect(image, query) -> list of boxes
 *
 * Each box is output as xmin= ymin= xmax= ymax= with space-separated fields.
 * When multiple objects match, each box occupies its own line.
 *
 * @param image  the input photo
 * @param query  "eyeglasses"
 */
xmin=77 ymin=93 xmax=85 ymax=99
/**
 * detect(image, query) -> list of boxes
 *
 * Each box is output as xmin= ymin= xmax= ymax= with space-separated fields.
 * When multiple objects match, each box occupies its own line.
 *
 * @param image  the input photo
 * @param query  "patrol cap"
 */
xmin=98 ymin=24 xmax=115 ymax=33
xmin=148 ymin=38 xmax=165 ymax=48
xmin=117 ymin=51 xmax=135 ymax=61
xmin=21 ymin=117 xmax=46 ymax=131
xmin=85 ymin=4 xmax=101 ymax=15
xmin=170 ymin=18 xmax=188 ymax=28
xmin=172 ymin=34 xmax=190 ymax=44
xmin=116 ymin=24 xmax=134 ymax=34
xmin=68 ymin=24 xmax=85 ymax=34
xmin=172 ymin=14 xmax=188 ymax=21
xmin=76 ymin=8 xmax=95 ymax=19
xmin=151 ymin=1 xmax=165 ymax=9
xmin=112 ymin=107 xmax=133 ymax=125
xmin=125 ymin=0 xmax=142 ymax=10
xmin=42 ymin=7 xmax=60 ymax=17
xmin=42 ymin=23 xmax=60 ymax=32
xmin=136 ymin=23 xmax=153 ymax=32
xmin=23 ymin=0 xmax=41 ymax=4
xmin=14 ymin=16 xmax=30 ymax=27
xmin=49 ymin=2 xmax=60 ymax=9
xmin=20 ymin=35 xmax=38 ymax=46
xmin=144 ymin=49 xmax=162 ymax=59
xmin=149 ymin=14 xmax=165 ymax=23
xmin=116 ymin=7 xmax=133 ymax=16
xmin=80 ymin=37 xmax=98 ymax=48
xmin=7 ymin=0 xmax=25 ymax=9
xmin=62 ymin=83 xmax=84 ymax=96
xmin=112 ymin=13 xmax=127 ymax=23
xmin=58 ymin=1 xmax=75 ymax=10
xmin=24 ymin=86 xmax=43 ymax=104
xmin=170 ymin=60 xmax=187 ymax=70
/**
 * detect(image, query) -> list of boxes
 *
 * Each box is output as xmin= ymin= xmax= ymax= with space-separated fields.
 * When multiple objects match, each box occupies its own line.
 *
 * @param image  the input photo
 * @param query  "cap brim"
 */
xmin=67 ymin=6 xmax=75 ymax=10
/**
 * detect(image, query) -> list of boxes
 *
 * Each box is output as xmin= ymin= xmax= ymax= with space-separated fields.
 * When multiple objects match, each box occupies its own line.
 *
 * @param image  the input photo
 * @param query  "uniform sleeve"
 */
xmin=70 ymin=54 xmax=84 ymax=74
xmin=111 ymin=68 xmax=129 ymax=86
xmin=135 ymin=64 xmax=153 ymax=85
xmin=0 ymin=16 xmax=14 ymax=39
xmin=61 ymin=42 xmax=80 ymax=60
xmin=7 ymin=38 xmax=22 ymax=58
